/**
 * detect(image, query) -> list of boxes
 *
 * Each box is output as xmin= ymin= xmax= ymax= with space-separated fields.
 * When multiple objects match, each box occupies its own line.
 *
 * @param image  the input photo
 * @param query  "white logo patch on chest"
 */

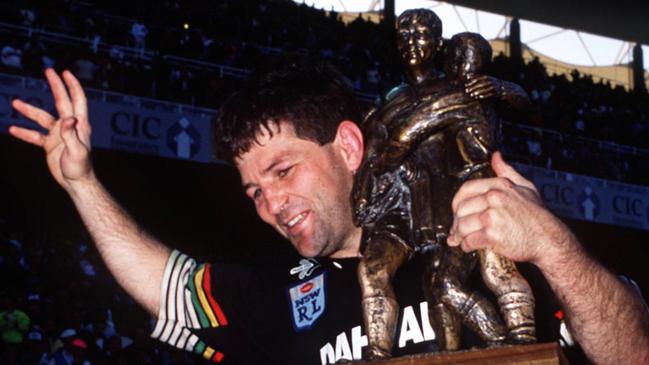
xmin=288 ymin=272 xmax=326 ymax=331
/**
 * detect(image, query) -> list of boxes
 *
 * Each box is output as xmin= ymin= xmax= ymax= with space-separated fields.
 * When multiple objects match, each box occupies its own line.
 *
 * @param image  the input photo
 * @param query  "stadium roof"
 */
xmin=305 ymin=0 xmax=649 ymax=45
xmin=441 ymin=0 xmax=649 ymax=46
xmin=299 ymin=0 xmax=649 ymax=77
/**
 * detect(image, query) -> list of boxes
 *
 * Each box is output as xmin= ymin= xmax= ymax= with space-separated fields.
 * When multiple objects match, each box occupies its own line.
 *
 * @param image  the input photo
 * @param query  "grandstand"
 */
xmin=1 ymin=1 xmax=648 ymax=364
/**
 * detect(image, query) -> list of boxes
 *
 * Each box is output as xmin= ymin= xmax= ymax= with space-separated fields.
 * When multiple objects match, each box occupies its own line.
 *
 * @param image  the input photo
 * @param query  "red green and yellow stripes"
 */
xmin=194 ymin=340 xmax=225 ymax=363
xmin=188 ymin=263 xmax=228 ymax=328
xmin=151 ymin=251 xmax=228 ymax=363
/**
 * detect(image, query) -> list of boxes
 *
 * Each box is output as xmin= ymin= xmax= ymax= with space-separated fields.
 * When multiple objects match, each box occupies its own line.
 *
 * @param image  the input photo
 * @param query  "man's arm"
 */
xmin=67 ymin=177 xmax=170 ymax=316
xmin=447 ymin=152 xmax=649 ymax=365
xmin=9 ymin=69 xmax=169 ymax=316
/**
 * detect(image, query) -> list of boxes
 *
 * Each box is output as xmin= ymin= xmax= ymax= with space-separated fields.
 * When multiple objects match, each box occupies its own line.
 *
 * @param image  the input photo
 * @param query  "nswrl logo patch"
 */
xmin=287 ymin=272 xmax=326 ymax=331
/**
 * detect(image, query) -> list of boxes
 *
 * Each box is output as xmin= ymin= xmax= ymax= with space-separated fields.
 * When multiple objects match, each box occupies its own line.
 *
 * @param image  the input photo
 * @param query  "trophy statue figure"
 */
xmin=352 ymin=9 xmax=536 ymax=359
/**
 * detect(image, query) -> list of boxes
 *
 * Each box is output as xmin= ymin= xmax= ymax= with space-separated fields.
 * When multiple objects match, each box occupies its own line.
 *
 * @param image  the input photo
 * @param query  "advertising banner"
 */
xmin=513 ymin=163 xmax=649 ymax=231
xmin=2 ymin=74 xmax=648 ymax=231
xmin=0 ymin=73 xmax=217 ymax=164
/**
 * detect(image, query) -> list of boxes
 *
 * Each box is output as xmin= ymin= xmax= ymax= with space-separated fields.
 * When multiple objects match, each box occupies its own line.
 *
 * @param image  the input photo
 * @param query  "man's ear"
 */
xmin=334 ymin=121 xmax=364 ymax=172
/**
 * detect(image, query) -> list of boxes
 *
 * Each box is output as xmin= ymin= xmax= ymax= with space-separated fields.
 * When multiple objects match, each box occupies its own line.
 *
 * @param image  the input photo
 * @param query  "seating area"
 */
xmin=1 ymin=2 xmax=648 ymax=364
xmin=0 ymin=217 xmax=198 ymax=364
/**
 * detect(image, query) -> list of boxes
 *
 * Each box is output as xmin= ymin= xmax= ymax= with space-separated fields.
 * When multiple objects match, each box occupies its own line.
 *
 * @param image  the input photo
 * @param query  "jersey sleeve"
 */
xmin=151 ymin=250 xmax=228 ymax=363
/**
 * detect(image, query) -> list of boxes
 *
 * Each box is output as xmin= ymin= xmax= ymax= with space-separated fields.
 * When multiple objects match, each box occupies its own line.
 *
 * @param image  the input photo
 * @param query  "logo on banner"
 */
xmin=166 ymin=117 xmax=201 ymax=159
xmin=288 ymin=272 xmax=326 ymax=331
xmin=577 ymin=186 xmax=600 ymax=220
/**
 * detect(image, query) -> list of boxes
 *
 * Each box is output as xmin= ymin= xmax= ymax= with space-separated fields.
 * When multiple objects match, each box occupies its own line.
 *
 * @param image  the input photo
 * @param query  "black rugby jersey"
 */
xmin=152 ymin=250 xmax=566 ymax=365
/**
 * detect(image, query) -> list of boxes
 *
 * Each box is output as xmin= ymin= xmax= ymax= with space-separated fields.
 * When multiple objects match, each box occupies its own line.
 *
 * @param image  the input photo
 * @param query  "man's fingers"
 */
xmin=62 ymin=70 xmax=91 ymax=145
xmin=452 ymin=176 xmax=513 ymax=212
xmin=12 ymin=99 xmax=56 ymax=129
xmin=454 ymin=212 xmax=484 ymax=242
xmin=44 ymin=68 xmax=73 ymax=118
xmin=455 ymin=194 xmax=489 ymax=217
xmin=460 ymin=230 xmax=490 ymax=252
xmin=449 ymin=226 xmax=490 ymax=252
xmin=8 ymin=126 xmax=45 ymax=147
xmin=59 ymin=117 xmax=85 ymax=157
xmin=62 ymin=70 xmax=89 ymax=123
xmin=491 ymin=152 xmax=537 ymax=191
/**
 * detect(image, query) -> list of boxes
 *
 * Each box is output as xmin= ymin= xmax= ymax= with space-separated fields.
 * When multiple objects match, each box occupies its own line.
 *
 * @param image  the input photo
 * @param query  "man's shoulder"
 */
xmin=200 ymin=251 xmax=357 ymax=288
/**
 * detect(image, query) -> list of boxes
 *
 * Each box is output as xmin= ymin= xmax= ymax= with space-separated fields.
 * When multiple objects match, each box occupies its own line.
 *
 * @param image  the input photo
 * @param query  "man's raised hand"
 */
xmin=10 ymin=69 xmax=171 ymax=317
xmin=9 ymin=69 xmax=93 ymax=191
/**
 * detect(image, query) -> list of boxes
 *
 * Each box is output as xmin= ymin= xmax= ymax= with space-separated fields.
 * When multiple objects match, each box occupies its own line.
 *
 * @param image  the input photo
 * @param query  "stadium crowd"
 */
xmin=1 ymin=2 xmax=649 ymax=364
xmin=0 ymin=218 xmax=209 ymax=364
xmin=1 ymin=0 xmax=648 ymax=185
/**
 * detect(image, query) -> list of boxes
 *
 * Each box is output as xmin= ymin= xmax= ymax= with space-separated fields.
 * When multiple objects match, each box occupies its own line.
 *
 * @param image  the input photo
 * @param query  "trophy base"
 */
xmin=358 ymin=342 xmax=569 ymax=365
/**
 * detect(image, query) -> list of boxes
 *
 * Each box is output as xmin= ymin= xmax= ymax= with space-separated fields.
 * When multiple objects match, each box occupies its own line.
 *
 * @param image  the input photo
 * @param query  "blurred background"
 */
xmin=0 ymin=0 xmax=648 ymax=364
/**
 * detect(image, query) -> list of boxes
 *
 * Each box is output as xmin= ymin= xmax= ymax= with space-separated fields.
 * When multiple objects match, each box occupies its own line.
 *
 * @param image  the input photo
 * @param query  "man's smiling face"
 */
xmin=235 ymin=122 xmax=362 ymax=258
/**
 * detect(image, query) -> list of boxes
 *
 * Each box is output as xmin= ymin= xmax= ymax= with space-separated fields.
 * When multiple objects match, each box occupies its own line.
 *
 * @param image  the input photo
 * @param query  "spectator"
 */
xmin=1 ymin=40 xmax=24 ymax=70
xmin=69 ymin=338 xmax=90 ymax=365
xmin=130 ymin=20 xmax=148 ymax=58
xmin=0 ymin=0 xmax=647 ymax=182
xmin=19 ymin=6 xmax=36 ymax=27
xmin=21 ymin=330 xmax=49 ymax=365
xmin=0 ymin=296 xmax=30 ymax=345
xmin=73 ymin=56 xmax=97 ymax=84
xmin=47 ymin=329 xmax=77 ymax=365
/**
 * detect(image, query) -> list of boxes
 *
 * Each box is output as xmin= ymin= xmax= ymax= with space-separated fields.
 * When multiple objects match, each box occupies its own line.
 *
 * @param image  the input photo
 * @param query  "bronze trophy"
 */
xmin=352 ymin=9 xmax=536 ymax=360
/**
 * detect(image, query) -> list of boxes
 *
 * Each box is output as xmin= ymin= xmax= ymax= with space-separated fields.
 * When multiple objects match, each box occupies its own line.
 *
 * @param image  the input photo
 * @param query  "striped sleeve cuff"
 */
xmin=151 ymin=250 xmax=227 ymax=363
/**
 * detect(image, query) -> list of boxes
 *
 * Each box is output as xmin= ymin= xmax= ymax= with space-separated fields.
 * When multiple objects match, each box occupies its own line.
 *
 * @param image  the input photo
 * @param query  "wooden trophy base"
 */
xmin=359 ymin=342 xmax=569 ymax=365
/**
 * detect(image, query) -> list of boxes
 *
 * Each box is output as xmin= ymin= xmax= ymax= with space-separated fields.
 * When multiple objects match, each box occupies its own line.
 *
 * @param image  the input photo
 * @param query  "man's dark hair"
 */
xmin=213 ymin=61 xmax=362 ymax=164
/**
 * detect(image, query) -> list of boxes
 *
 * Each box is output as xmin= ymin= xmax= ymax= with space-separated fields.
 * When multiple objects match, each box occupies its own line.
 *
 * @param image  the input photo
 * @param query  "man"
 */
xmin=8 ymin=63 xmax=649 ymax=364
